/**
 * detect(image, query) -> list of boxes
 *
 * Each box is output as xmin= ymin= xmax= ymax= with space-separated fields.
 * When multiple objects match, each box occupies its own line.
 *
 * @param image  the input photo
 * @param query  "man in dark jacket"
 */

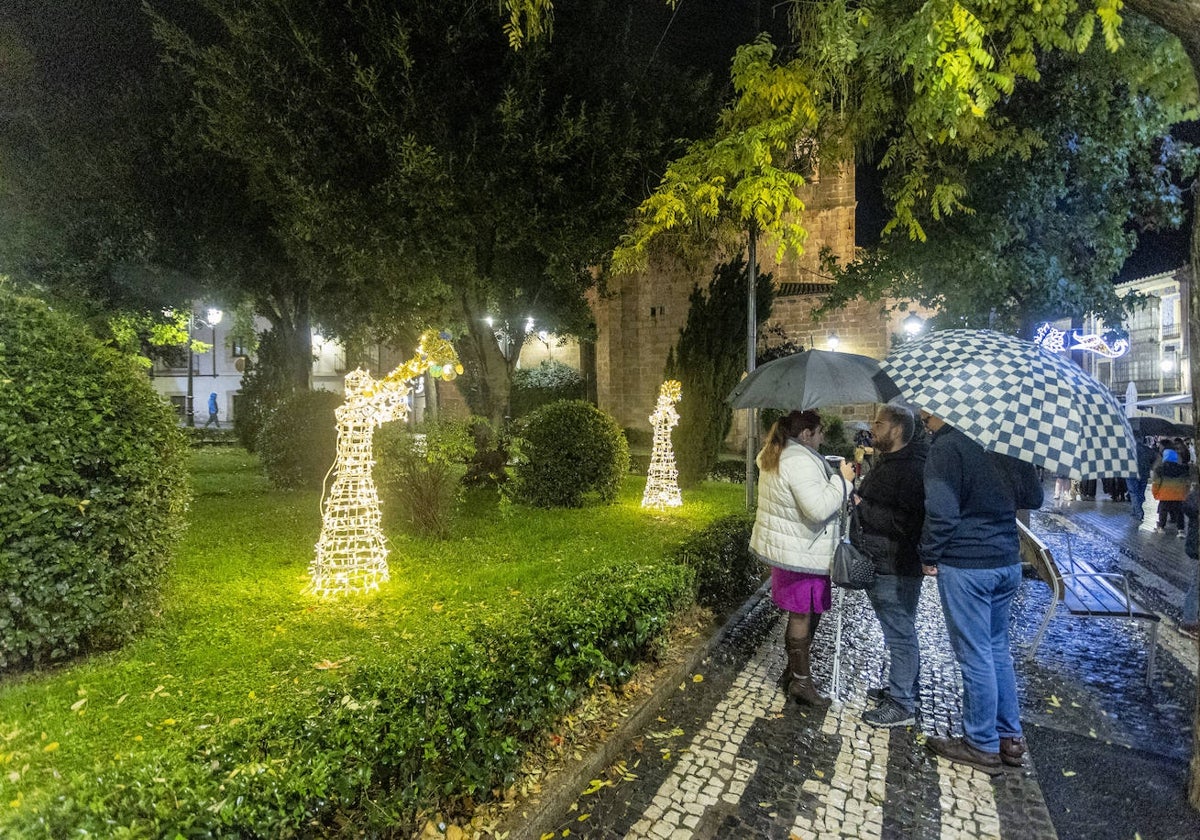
xmin=854 ymin=404 xmax=927 ymax=728
xmin=919 ymin=412 xmax=1044 ymax=775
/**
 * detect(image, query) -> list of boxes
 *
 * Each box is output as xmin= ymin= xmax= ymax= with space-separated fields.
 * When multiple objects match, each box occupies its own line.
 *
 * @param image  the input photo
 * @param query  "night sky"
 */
xmin=3 ymin=0 xmax=1194 ymax=280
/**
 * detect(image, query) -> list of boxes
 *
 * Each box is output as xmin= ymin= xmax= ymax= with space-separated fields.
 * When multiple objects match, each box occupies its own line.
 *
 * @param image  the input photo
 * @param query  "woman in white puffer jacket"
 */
xmin=750 ymin=409 xmax=854 ymax=707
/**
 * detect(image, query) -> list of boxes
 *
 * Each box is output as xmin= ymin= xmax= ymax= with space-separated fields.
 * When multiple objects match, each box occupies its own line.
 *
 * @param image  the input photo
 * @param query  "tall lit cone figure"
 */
xmin=641 ymin=380 xmax=683 ymax=510
xmin=309 ymin=331 xmax=462 ymax=597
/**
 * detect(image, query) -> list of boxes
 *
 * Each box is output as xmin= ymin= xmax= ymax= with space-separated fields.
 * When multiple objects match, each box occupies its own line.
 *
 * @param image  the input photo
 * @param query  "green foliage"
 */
xmin=668 ymin=255 xmax=773 ymax=488
xmin=818 ymin=415 xmax=855 ymax=462
xmin=708 ymin=458 xmax=748 ymax=484
xmin=512 ymin=400 xmax=630 ymax=507
xmin=375 ymin=420 xmax=474 ymax=538
xmin=510 ymin=359 xmax=585 ymax=418
xmin=820 ymin=14 xmax=1199 ymax=333
xmin=462 ymin=415 xmax=511 ymax=487
xmin=673 ymin=514 xmax=762 ymax=611
xmin=234 ymin=327 xmax=298 ymax=454
xmin=0 ymin=290 xmax=189 ymax=671
xmin=0 ymin=448 xmax=744 ymax=835
xmin=5 ymin=562 xmax=694 ymax=837
xmin=255 ymin=389 xmax=342 ymax=490
xmin=183 ymin=426 xmax=240 ymax=447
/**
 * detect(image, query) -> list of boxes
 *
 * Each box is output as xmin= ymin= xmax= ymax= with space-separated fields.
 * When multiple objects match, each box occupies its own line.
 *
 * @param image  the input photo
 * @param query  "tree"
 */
xmin=666 ymin=254 xmax=773 ymax=487
xmin=155 ymin=0 xmax=725 ymax=423
xmin=819 ymin=16 xmax=1198 ymax=335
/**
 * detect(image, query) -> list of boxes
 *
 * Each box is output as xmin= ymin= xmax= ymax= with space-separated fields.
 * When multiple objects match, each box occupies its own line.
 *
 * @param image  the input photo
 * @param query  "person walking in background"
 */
xmin=203 ymin=392 xmax=220 ymax=428
xmin=750 ymin=410 xmax=856 ymax=708
xmin=1174 ymin=437 xmax=1192 ymax=466
xmin=1053 ymin=472 xmax=1071 ymax=502
xmin=918 ymin=411 xmax=1044 ymax=775
xmin=853 ymin=404 xmax=927 ymax=728
xmin=1126 ymin=438 xmax=1156 ymax=520
xmin=1181 ymin=486 xmax=1198 ymax=638
xmin=1151 ymin=448 xmax=1188 ymax=534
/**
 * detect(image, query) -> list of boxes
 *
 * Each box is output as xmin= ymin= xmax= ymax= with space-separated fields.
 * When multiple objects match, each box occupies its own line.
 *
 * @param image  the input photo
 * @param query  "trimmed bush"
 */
xmin=462 ymin=415 xmax=510 ymax=486
xmin=0 ymin=291 xmax=189 ymax=670
xmin=9 ymin=561 xmax=694 ymax=837
xmin=509 ymin=359 xmax=585 ymax=418
xmin=375 ymin=419 xmax=474 ymax=538
xmin=708 ymin=458 xmax=748 ymax=483
xmin=674 ymin=514 xmax=763 ymax=611
xmin=255 ymin=389 xmax=342 ymax=489
xmin=512 ymin=400 xmax=630 ymax=507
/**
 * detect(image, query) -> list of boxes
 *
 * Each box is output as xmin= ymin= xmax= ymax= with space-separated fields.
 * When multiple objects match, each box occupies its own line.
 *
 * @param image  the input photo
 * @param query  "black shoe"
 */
xmin=863 ymin=699 xmax=915 ymax=728
xmin=926 ymin=737 xmax=1003 ymax=775
xmin=1000 ymin=736 xmax=1026 ymax=768
xmin=865 ymin=687 xmax=890 ymax=703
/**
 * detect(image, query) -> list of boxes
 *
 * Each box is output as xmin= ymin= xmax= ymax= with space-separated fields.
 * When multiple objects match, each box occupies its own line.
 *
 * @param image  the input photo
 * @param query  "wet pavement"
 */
xmin=524 ymin=490 xmax=1200 ymax=840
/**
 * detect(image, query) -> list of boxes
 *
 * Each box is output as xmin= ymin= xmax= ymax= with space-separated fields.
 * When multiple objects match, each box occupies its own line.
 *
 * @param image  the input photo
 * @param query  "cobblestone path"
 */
xmin=529 ymin=496 xmax=1200 ymax=840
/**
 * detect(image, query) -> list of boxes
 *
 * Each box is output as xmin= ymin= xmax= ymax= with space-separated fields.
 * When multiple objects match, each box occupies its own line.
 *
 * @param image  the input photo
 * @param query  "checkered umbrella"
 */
xmin=727 ymin=349 xmax=900 ymax=410
xmin=883 ymin=330 xmax=1137 ymax=479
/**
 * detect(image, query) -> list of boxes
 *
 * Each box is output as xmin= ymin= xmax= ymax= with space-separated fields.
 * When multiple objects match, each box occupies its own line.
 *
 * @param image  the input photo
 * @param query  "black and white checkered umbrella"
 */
xmin=883 ymin=330 xmax=1137 ymax=479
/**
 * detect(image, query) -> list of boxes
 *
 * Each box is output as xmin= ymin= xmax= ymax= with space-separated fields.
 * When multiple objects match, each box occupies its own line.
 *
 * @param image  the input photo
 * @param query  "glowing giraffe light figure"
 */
xmin=641 ymin=380 xmax=683 ymax=510
xmin=309 ymin=331 xmax=462 ymax=597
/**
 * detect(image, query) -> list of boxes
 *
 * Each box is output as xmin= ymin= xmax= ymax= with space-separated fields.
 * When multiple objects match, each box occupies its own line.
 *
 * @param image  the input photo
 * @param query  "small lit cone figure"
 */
xmin=642 ymin=380 xmax=683 ymax=510
xmin=309 ymin=331 xmax=462 ymax=597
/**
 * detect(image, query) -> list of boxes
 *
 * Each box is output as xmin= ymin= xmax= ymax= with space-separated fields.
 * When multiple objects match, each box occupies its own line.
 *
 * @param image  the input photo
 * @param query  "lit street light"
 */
xmin=186 ymin=306 xmax=223 ymax=427
xmin=903 ymin=312 xmax=925 ymax=337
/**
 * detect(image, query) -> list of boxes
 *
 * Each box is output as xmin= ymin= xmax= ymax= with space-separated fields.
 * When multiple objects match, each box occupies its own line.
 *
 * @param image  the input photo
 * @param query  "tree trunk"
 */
xmin=262 ymin=284 xmax=314 ymax=391
xmin=456 ymin=284 xmax=516 ymax=428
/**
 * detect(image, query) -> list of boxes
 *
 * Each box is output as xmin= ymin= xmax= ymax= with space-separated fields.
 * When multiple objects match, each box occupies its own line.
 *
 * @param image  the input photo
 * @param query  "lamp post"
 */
xmin=185 ymin=306 xmax=223 ymax=427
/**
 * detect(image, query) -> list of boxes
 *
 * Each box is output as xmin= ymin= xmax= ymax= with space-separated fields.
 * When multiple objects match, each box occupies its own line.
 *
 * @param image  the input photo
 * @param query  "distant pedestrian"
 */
xmin=918 ymin=412 xmax=1044 ymax=775
xmin=1173 ymin=437 xmax=1191 ymax=466
xmin=1181 ymin=487 xmax=1198 ymax=638
xmin=853 ymin=405 xmax=927 ymax=728
xmin=204 ymin=392 xmax=220 ymax=428
xmin=1126 ymin=439 xmax=1155 ymax=520
xmin=1053 ymin=472 xmax=1071 ymax=502
xmin=1151 ymin=449 xmax=1188 ymax=533
xmin=750 ymin=410 xmax=856 ymax=708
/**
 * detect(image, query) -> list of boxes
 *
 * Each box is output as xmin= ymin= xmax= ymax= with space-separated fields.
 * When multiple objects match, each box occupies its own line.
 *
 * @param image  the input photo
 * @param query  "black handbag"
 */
xmin=830 ymin=478 xmax=876 ymax=590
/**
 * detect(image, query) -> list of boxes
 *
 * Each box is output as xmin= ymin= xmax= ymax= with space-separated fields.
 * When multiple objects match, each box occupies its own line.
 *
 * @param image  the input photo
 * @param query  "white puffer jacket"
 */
xmin=750 ymin=441 xmax=846 ymax=574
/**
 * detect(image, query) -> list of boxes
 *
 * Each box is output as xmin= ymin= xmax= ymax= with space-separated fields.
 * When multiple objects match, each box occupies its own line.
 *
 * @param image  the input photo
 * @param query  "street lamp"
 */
xmin=186 ymin=306 xmax=223 ymax=427
xmin=827 ymin=331 xmax=841 ymax=351
xmin=903 ymin=313 xmax=924 ymax=337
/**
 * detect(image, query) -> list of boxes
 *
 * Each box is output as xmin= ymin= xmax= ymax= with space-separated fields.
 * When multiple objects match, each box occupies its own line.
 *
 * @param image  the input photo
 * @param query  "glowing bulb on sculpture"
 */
xmin=309 ymin=330 xmax=463 ymax=598
xmin=642 ymin=380 xmax=683 ymax=511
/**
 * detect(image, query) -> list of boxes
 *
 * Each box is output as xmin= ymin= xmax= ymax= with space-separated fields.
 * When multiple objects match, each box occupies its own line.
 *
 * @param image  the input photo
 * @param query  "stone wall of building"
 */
xmin=592 ymin=162 xmax=887 ymax=433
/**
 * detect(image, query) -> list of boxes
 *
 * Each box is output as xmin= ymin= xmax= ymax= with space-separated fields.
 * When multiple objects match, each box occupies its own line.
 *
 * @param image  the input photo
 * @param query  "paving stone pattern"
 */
xmin=533 ymin=496 xmax=1198 ymax=840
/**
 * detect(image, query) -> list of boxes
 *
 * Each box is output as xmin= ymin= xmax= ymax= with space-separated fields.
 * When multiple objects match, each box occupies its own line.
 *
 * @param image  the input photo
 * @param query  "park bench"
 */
xmin=1017 ymin=520 xmax=1159 ymax=684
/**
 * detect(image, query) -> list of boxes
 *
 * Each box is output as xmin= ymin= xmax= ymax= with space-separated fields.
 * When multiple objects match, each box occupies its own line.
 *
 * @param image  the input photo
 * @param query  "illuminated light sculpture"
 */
xmin=309 ymin=331 xmax=462 ymax=597
xmin=1034 ymin=323 xmax=1129 ymax=358
xmin=642 ymin=380 xmax=683 ymax=510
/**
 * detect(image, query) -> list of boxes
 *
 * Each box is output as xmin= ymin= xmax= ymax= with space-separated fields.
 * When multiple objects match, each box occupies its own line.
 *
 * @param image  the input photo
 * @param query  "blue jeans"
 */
xmin=866 ymin=573 xmax=923 ymax=712
xmin=1126 ymin=478 xmax=1146 ymax=518
xmin=937 ymin=563 xmax=1022 ymax=753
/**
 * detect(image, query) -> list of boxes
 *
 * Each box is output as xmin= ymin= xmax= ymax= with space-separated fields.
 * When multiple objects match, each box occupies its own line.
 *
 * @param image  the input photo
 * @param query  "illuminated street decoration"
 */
xmin=310 ymin=331 xmax=462 ymax=597
xmin=1034 ymin=324 xmax=1129 ymax=358
xmin=642 ymin=380 xmax=683 ymax=510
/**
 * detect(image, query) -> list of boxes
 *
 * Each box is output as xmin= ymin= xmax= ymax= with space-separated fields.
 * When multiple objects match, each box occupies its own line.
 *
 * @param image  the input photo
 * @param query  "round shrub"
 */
xmin=255 ymin=389 xmax=342 ymax=489
xmin=512 ymin=400 xmax=629 ymax=507
xmin=0 ymin=290 xmax=189 ymax=671
xmin=510 ymin=360 xmax=585 ymax=418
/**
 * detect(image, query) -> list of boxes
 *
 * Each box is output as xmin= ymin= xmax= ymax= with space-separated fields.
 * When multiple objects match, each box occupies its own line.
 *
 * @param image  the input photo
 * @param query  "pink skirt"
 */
xmin=771 ymin=567 xmax=832 ymax=614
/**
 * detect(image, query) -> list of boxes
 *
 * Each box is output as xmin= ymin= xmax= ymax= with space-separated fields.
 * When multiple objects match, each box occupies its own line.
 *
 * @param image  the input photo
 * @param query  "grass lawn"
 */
xmin=0 ymin=447 xmax=743 ymax=815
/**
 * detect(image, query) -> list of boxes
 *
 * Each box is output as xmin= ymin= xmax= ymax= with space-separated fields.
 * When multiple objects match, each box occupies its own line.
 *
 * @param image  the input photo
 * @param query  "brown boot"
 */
xmin=785 ymin=637 xmax=831 ymax=708
xmin=1000 ymin=736 xmax=1026 ymax=767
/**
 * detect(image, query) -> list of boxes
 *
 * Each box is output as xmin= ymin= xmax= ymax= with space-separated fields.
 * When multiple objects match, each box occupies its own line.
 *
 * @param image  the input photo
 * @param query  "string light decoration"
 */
xmin=1034 ymin=323 xmax=1129 ymax=358
xmin=309 ymin=331 xmax=463 ymax=597
xmin=641 ymin=380 xmax=683 ymax=510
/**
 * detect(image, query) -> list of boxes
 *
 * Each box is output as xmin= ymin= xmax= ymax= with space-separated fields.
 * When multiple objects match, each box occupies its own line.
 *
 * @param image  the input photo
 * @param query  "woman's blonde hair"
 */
xmin=759 ymin=410 xmax=822 ymax=472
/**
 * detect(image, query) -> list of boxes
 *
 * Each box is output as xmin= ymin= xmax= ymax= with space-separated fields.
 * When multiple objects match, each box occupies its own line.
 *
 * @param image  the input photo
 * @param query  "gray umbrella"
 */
xmin=727 ymin=349 xmax=899 ymax=410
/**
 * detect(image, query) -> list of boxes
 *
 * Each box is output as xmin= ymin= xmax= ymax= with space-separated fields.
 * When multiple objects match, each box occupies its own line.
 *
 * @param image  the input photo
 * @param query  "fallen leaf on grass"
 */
xmin=692 ymin=674 xmax=704 ymax=683
xmin=43 ymin=742 xmax=58 ymax=752
xmin=70 ymin=698 xmax=87 ymax=712
xmin=1061 ymin=769 xmax=1076 ymax=777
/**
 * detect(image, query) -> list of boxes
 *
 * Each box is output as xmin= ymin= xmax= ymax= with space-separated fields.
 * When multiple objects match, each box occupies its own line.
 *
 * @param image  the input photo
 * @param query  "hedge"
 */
xmin=9 ymin=562 xmax=694 ymax=837
xmin=0 ymin=290 xmax=189 ymax=671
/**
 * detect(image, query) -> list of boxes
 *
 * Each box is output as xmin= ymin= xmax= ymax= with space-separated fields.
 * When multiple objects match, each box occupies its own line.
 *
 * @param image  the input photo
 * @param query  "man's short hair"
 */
xmin=877 ymin=403 xmax=916 ymax=445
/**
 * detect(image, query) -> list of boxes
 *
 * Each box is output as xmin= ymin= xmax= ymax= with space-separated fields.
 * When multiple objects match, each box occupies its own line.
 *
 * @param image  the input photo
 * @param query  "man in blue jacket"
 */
xmin=919 ymin=412 xmax=1044 ymax=774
